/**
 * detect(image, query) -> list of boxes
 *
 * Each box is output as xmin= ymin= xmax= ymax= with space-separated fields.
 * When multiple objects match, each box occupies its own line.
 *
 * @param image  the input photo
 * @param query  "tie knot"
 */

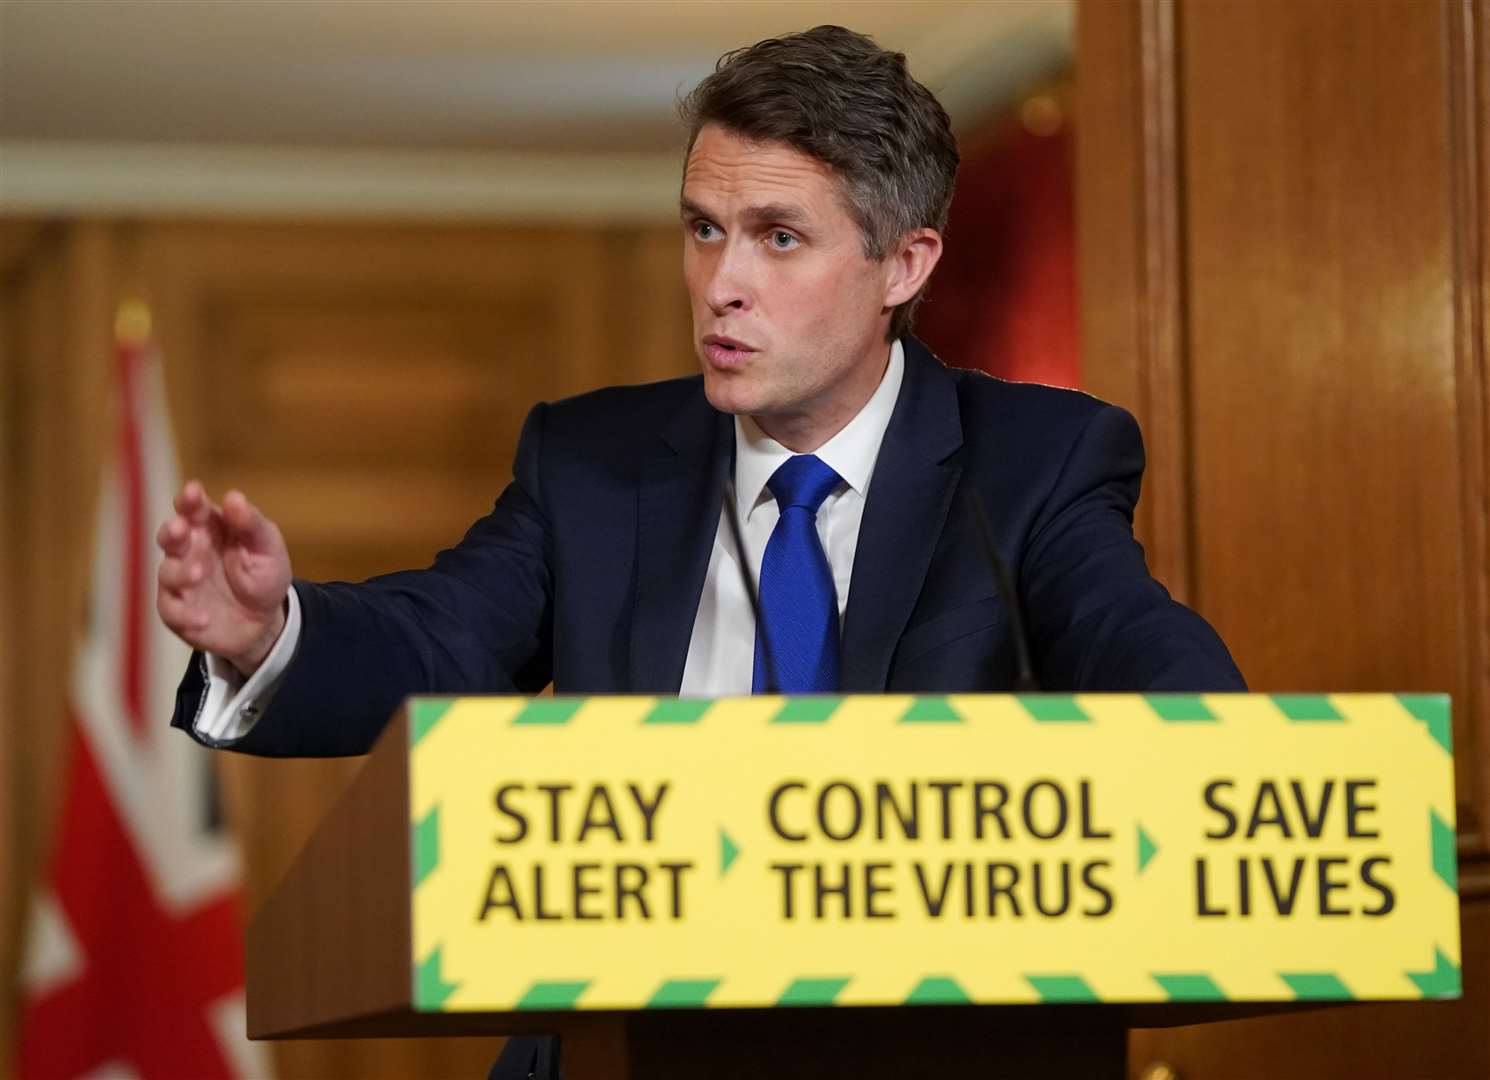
xmin=767 ymin=454 xmax=842 ymax=514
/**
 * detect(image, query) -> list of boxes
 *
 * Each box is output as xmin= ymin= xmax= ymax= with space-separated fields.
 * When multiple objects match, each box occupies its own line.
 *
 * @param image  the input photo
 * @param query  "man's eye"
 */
xmin=769 ymin=231 xmax=799 ymax=250
xmin=693 ymin=221 xmax=718 ymax=240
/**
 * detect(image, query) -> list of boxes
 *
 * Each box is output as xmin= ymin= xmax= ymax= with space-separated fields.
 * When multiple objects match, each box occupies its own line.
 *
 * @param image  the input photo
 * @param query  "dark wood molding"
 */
xmin=1446 ymin=0 xmax=1490 ymax=865
xmin=1075 ymin=0 xmax=1194 ymax=603
xmin=1136 ymin=0 xmax=1195 ymax=605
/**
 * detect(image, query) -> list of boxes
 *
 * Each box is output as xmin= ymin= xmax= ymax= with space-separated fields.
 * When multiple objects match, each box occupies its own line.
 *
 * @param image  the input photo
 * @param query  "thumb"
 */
xmin=221 ymin=489 xmax=279 ymax=552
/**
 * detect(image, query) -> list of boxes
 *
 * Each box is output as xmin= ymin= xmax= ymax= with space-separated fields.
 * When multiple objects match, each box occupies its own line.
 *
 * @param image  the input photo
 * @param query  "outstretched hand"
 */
xmin=156 ymin=481 xmax=292 ymax=676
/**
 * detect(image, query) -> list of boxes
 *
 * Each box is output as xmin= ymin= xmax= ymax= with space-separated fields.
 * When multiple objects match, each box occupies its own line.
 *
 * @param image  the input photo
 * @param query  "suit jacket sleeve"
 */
xmin=1021 ymin=403 xmax=1245 ymax=692
xmin=170 ymin=403 xmax=557 ymax=756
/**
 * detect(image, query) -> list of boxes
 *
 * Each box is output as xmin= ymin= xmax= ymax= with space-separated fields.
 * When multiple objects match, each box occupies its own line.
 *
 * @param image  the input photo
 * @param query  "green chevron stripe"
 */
xmin=1137 ymin=824 xmax=1159 ymax=873
xmin=1272 ymin=694 xmax=1342 ymax=721
xmin=647 ymin=978 xmax=721 ymax=1008
xmin=1432 ymin=810 xmax=1458 ymax=890
xmin=412 ymin=804 xmax=440 ymax=889
xmin=771 ymin=697 xmax=842 ymax=724
xmin=719 ymin=828 xmax=741 ymax=875
xmin=1407 ymin=948 xmax=1461 ymax=999
xmin=1399 ymin=695 xmax=1453 ymax=753
xmin=1152 ymin=973 xmax=1227 ymax=1001
xmin=643 ymin=699 xmax=712 ymax=725
xmin=1279 ymin=973 xmax=1352 ymax=1000
xmin=905 ymin=976 xmax=971 ymax=1005
xmin=1147 ymin=695 xmax=1217 ymax=722
xmin=900 ymin=697 xmax=962 ymax=723
xmin=1020 ymin=696 xmax=1090 ymax=723
xmin=516 ymin=981 xmax=590 ymax=1010
xmin=415 ymin=946 xmax=459 ymax=1009
xmin=776 ymin=977 xmax=850 ymax=1006
xmin=513 ymin=699 xmax=584 ymax=726
xmin=410 ymin=697 xmax=457 ymax=747
xmin=1025 ymin=974 xmax=1100 ymax=1002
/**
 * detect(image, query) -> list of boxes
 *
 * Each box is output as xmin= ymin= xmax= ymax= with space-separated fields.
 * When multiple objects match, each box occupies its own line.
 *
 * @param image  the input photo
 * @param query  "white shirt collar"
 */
xmin=733 ymin=338 xmax=906 ymax=521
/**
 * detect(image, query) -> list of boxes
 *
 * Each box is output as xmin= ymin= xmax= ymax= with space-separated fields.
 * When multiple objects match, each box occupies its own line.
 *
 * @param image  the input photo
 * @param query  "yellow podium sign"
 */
xmin=407 ymin=694 xmax=1459 ymax=1011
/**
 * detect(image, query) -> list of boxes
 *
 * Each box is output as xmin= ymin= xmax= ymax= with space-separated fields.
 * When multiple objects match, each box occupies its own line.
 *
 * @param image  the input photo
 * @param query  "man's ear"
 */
xmin=882 ymin=228 xmax=944 ymax=308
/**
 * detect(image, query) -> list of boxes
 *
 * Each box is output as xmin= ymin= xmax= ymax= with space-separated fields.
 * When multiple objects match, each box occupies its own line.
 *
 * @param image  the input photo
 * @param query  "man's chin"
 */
xmin=701 ymin=371 xmax=765 ymax=416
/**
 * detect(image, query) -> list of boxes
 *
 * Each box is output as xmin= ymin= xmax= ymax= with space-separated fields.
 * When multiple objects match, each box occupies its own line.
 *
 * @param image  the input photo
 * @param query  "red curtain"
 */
xmin=915 ymin=109 xmax=1079 ymax=389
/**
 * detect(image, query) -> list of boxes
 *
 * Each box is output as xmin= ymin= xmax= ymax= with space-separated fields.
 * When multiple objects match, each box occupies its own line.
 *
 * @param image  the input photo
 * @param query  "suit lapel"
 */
xmin=840 ymin=339 xmax=964 ymax=691
xmin=630 ymin=391 xmax=732 ymax=692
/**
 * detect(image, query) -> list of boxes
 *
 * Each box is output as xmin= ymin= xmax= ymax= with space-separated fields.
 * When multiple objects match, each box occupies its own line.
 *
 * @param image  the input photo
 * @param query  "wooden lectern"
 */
xmin=246 ymin=695 xmax=1456 ymax=1078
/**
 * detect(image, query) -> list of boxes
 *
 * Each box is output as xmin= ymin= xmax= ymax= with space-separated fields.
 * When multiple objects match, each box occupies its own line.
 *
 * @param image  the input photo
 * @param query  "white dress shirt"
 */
xmin=679 ymin=340 xmax=903 ymax=694
xmin=193 ymin=341 xmax=905 ymax=741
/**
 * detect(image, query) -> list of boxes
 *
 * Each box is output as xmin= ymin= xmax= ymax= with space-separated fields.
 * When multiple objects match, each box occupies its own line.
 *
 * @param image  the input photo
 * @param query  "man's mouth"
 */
xmin=703 ymin=334 xmax=754 ymax=352
xmin=702 ymin=335 xmax=756 ymax=368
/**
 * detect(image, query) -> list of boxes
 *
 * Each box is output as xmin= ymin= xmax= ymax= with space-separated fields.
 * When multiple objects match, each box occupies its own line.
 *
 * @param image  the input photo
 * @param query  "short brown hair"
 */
xmin=679 ymin=25 xmax=959 ymax=341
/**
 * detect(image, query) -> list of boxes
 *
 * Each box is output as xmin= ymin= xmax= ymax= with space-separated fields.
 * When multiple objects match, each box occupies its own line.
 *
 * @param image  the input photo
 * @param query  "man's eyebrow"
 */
xmin=678 ymin=198 xmax=813 ymax=228
xmin=742 ymin=202 xmax=812 ymax=227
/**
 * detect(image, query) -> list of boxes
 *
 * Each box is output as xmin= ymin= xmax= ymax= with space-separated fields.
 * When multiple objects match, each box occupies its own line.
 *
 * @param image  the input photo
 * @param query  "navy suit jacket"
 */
xmin=172 ymin=337 xmax=1243 ymax=756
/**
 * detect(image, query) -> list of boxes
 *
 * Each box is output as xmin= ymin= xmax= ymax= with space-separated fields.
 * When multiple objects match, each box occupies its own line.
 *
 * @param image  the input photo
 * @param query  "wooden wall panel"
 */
xmin=0 ymin=218 xmax=693 ymax=1078
xmin=0 ymin=223 xmax=120 ymax=1073
xmin=1180 ymin=0 xmax=1486 ymax=874
xmin=1079 ymin=0 xmax=1490 ymax=1076
xmin=1184 ymin=0 xmax=1450 ymax=678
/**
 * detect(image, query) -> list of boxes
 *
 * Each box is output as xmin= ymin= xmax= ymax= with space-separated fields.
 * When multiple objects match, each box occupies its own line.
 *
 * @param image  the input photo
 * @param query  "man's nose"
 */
xmin=703 ymin=243 xmax=751 ymax=314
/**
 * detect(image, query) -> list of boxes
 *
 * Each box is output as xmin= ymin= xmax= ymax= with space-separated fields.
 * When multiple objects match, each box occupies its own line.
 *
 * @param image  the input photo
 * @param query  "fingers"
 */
xmin=161 ymin=480 xmax=219 ymax=557
xmin=162 ymin=481 xmax=272 ymax=555
xmin=222 ymin=489 xmax=278 ymax=552
xmin=156 ymin=514 xmax=190 ymax=556
xmin=173 ymin=479 xmax=217 ymax=528
xmin=156 ymin=584 xmax=210 ymax=635
xmin=159 ymin=482 xmax=285 ymax=606
xmin=221 ymin=488 xmax=257 ymax=532
xmin=157 ymin=552 xmax=205 ymax=591
xmin=159 ymin=480 xmax=221 ymax=588
xmin=157 ymin=480 xmax=287 ymax=652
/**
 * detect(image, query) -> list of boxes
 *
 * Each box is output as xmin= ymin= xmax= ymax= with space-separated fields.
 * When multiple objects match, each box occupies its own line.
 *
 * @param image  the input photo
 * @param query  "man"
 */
xmin=158 ymin=25 xmax=1243 ymax=1076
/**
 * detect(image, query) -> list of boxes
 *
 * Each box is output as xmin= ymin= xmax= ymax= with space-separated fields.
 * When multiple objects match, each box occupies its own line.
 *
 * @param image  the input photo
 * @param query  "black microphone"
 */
xmin=722 ymin=478 xmax=780 ymax=693
xmin=962 ymin=486 xmax=1041 ymax=692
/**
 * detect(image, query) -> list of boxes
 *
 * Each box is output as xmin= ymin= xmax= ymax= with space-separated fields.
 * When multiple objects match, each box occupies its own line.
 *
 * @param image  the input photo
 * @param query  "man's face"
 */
xmin=681 ymin=124 xmax=896 ymax=448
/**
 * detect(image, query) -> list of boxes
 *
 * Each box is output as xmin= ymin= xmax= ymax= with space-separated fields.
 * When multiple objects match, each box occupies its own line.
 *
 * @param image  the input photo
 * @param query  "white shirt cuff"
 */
xmin=193 ymin=588 xmax=302 ymax=744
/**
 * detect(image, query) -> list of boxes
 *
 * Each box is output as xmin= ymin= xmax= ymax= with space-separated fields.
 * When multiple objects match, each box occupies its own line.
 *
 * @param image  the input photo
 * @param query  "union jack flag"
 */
xmin=17 ymin=302 xmax=269 ymax=1079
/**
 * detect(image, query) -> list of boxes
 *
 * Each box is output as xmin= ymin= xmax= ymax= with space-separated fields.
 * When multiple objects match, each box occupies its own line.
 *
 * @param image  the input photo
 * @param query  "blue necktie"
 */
xmin=753 ymin=455 xmax=843 ymax=693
